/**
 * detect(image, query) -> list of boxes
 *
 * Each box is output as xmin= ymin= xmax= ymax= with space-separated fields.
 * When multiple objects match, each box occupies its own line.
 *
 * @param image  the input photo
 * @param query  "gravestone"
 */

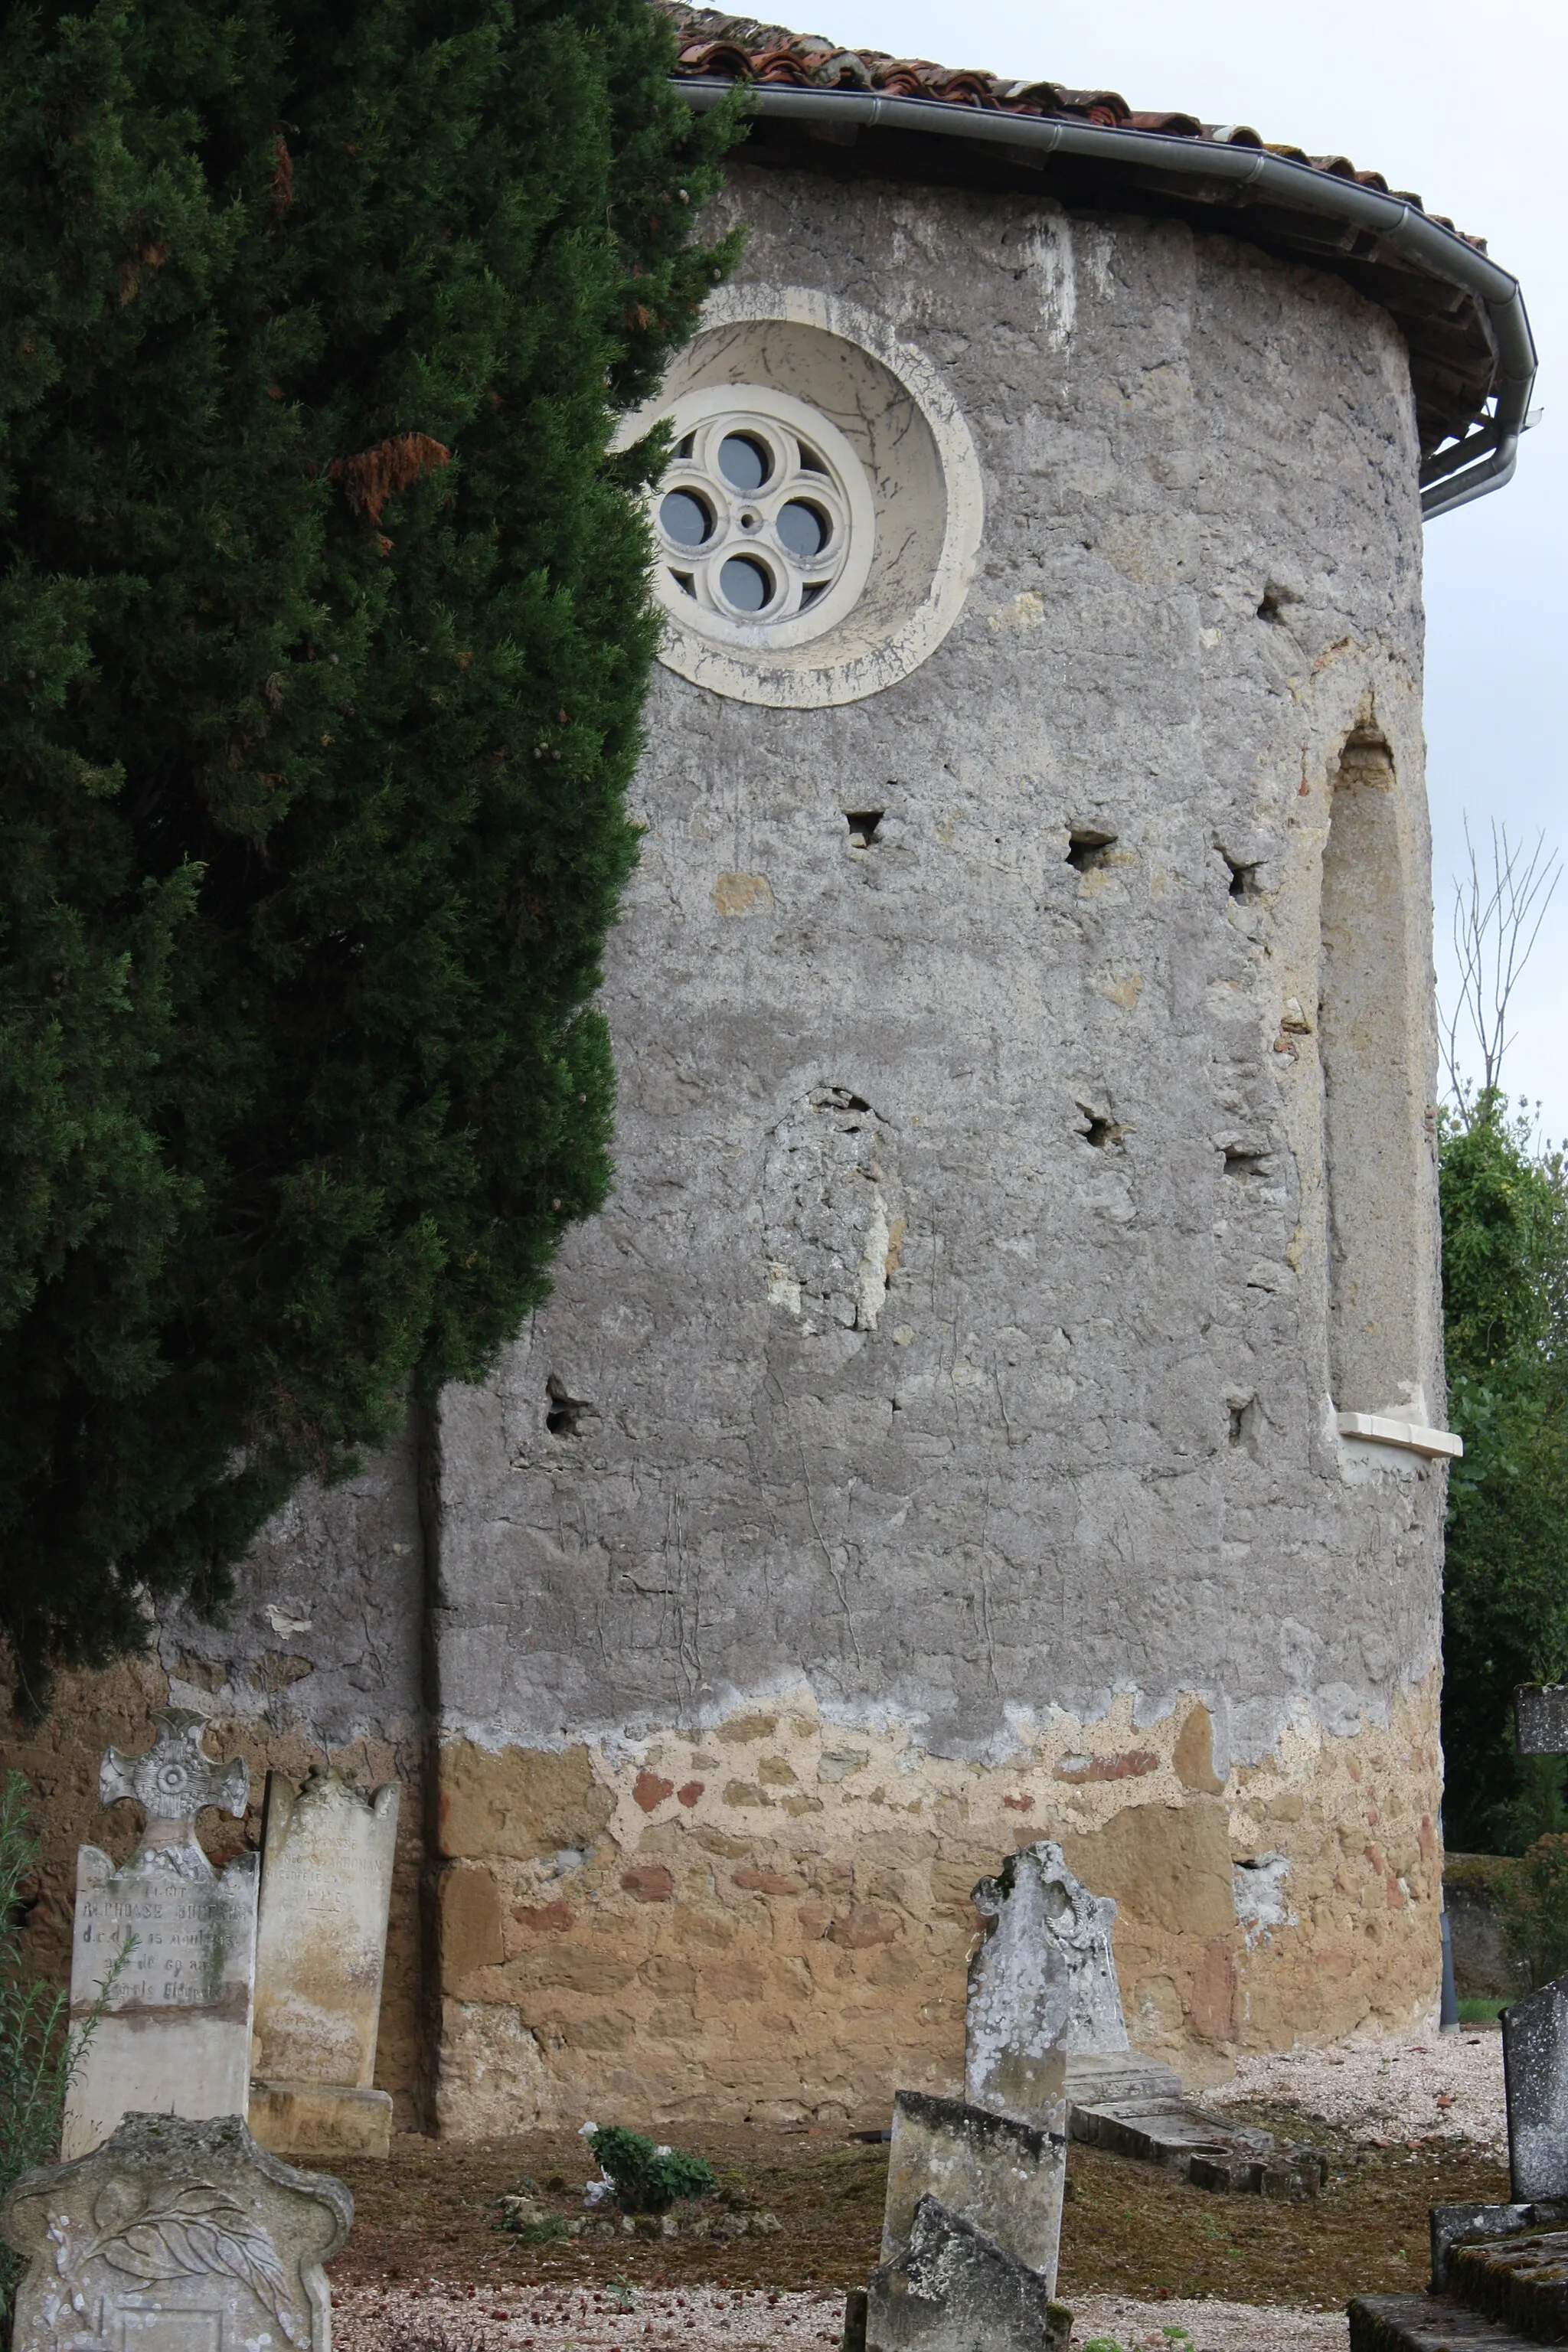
xmin=969 ymin=1839 xmax=1321 ymax=2197
xmin=1 ymin=2112 xmax=351 ymax=2352
xmin=864 ymin=2195 xmax=1071 ymax=2352
xmin=965 ymin=1845 xmax=1074 ymax=2130
xmin=969 ymin=1840 xmax=1179 ymax=2116
xmin=1505 ymin=1684 xmax=1568 ymax=2199
xmin=63 ymin=1711 xmax=258 ymax=2161
xmin=881 ymin=2093 xmax=1065 ymax=2293
xmin=250 ymin=1769 xmax=400 ymax=2160
xmin=1503 ymin=1981 xmax=1568 ymax=2201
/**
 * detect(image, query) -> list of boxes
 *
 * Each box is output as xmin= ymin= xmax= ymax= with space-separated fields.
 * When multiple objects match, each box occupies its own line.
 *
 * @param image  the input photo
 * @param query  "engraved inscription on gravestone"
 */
xmin=63 ymin=1711 xmax=258 ymax=2162
xmin=1 ymin=2112 xmax=351 ymax=2352
xmin=250 ymin=1769 xmax=399 ymax=2160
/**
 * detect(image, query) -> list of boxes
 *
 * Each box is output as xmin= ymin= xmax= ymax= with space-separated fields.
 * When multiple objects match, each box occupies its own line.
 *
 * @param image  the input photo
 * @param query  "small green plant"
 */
xmin=1 ymin=1772 xmax=122 ymax=2334
xmin=1498 ymin=1833 xmax=1568 ymax=1987
xmin=606 ymin=2282 xmax=636 ymax=2314
xmin=587 ymin=2126 xmax=716 ymax=2213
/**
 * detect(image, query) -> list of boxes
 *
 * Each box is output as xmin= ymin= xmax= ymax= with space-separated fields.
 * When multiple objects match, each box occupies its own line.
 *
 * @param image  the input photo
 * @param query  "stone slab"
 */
xmin=880 ymin=2092 xmax=1066 ymax=2295
xmin=1515 ymin=1687 xmax=1568 ymax=1757
xmin=64 ymin=1712 xmax=257 ymax=2161
xmin=1 ymin=2110 xmax=351 ymax=2352
xmin=1429 ymin=2206 xmax=1568 ymax=2292
xmin=1450 ymin=2227 xmax=1568 ymax=2341
xmin=253 ymin=1769 xmax=399 ymax=2093
xmin=1348 ymin=2293 xmax=1540 ymax=2352
xmin=249 ymin=2085 xmax=393 ymax=2161
xmin=1070 ymin=2096 xmax=1323 ymax=2198
xmin=1504 ymin=1983 xmax=1568 ymax=2201
xmin=1064 ymin=2052 xmax=1183 ymax=2109
xmin=866 ymin=2196 xmax=1070 ymax=2352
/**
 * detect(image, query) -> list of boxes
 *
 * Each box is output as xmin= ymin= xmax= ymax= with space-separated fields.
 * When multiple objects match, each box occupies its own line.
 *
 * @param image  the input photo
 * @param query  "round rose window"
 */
xmin=648 ymin=385 xmax=875 ymax=651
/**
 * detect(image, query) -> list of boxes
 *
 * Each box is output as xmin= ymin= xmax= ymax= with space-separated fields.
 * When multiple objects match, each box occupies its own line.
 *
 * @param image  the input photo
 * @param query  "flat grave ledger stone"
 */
xmin=63 ymin=1710 xmax=258 ymax=2163
xmin=250 ymin=1770 xmax=399 ymax=2161
xmin=1 ymin=2111 xmax=351 ymax=2352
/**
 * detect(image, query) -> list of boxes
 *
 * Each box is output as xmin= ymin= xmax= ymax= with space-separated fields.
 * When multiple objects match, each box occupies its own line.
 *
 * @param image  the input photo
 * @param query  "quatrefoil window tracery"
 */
xmin=648 ymin=385 xmax=875 ymax=648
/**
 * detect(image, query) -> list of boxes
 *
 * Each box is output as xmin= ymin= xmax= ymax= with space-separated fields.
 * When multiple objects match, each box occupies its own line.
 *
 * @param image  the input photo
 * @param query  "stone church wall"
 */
xmin=4 ymin=159 xmax=1449 ymax=2135
xmin=422 ymin=165 xmax=1448 ymax=2125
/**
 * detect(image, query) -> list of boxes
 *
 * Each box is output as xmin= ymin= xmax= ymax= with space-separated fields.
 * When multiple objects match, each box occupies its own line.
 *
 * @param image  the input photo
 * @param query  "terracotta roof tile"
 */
xmin=660 ymin=5 xmax=1457 ymax=230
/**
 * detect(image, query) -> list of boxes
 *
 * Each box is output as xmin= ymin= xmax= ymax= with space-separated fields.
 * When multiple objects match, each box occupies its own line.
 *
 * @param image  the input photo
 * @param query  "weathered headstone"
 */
xmin=250 ymin=1769 xmax=400 ymax=2160
xmin=969 ymin=1839 xmax=1321 ymax=2197
xmin=969 ymin=1839 xmax=1179 ymax=2115
xmin=965 ymin=1846 xmax=1073 ymax=2131
xmin=1 ymin=2112 xmax=351 ymax=2352
xmin=864 ymin=2195 xmax=1071 ymax=2352
xmin=64 ymin=1710 xmax=258 ymax=2162
xmin=881 ymin=2093 xmax=1065 ymax=2294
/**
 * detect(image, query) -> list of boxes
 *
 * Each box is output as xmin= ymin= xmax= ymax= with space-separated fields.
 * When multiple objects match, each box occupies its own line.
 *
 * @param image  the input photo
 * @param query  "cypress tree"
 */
xmin=0 ymin=0 xmax=740 ymax=1703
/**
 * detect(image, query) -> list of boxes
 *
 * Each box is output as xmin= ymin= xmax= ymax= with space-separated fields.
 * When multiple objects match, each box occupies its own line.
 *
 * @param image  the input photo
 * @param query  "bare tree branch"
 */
xmin=1442 ymin=818 xmax=1560 ymax=1116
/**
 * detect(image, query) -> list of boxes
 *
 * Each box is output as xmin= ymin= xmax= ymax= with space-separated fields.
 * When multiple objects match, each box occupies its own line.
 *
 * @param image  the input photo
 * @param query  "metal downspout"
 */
xmin=674 ymin=79 xmax=1537 ymax=521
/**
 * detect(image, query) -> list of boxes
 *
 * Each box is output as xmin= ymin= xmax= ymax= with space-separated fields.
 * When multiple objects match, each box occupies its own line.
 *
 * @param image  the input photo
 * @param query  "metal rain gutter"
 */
xmin=675 ymin=79 xmax=1537 ymax=521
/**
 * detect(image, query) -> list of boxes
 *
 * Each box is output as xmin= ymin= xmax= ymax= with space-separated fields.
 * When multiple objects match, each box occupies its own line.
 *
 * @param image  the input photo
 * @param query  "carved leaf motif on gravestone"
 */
xmin=53 ymin=2180 xmax=302 ymax=2348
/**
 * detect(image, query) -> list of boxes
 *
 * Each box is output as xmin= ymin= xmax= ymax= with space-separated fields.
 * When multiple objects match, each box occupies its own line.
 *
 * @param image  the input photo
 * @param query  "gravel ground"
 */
xmin=335 ymin=2282 xmax=847 ymax=2352
xmin=335 ymin=2282 xmax=1349 ymax=2352
xmin=1210 ymin=2027 xmax=1506 ymax=2156
xmin=1070 ymin=2296 xmax=1347 ymax=2351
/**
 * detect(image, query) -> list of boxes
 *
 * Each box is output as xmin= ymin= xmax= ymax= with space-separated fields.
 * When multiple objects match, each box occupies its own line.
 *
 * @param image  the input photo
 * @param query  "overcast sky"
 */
xmin=806 ymin=0 xmax=1563 ymax=1132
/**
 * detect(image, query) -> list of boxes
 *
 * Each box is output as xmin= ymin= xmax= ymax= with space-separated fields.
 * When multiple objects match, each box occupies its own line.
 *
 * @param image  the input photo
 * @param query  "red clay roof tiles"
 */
xmin=659 ymin=5 xmax=1462 ymax=234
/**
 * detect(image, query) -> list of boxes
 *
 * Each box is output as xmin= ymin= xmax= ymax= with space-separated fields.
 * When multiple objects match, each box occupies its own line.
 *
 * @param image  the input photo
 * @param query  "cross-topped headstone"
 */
xmin=1500 ymin=1686 xmax=1568 ymax=2200
xmin=99 ymin=1709 xmax=248 ymax=1856
xmin=62 ymin=1711 xmax=259 ymax=2161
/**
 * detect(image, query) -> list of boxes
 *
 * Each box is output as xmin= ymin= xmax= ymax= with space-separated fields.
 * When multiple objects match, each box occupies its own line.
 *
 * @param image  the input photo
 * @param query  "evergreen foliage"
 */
xmin=1440 ymin=1096 xmax=1568 ymax=1849
xmin=0 ymin=0 xmax=740 ymax=1704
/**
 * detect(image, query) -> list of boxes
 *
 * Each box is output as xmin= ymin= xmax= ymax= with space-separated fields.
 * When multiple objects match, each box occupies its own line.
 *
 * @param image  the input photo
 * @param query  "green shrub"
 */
xmin=1497 ymin=1832 xmax=1568 ymax=1989
xmin=1 ymin=1775 xmax=76 ymax=2331
xmin=587 ymin=2125 xmax=715 ymax=2213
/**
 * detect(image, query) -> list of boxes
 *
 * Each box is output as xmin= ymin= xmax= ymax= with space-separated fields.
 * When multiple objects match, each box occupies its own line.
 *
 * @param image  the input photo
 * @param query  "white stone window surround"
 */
xmin=652 ymin=384 xmax=875 ymax=647
xmin=613 ymin=284 xmax=985 ymax=710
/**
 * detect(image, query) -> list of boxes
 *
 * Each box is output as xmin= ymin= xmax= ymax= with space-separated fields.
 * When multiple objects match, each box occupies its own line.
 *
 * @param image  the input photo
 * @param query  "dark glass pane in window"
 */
xmin=660 ymin=490 xmax=711 ymax=548
xmin=671 ymin=571 xmax=697 ymax=598
xmin=718 ymin=433 xmax=769 ymax=491
xmin=777 ymin=501 xmax=828 ymax=558
xmin=720 ymin=555 xmax=771 ymax=612
xmin=799 ymin=581 xmax=828 ymax=609
xmin=796 ymin=443 xmax=827 ymax=473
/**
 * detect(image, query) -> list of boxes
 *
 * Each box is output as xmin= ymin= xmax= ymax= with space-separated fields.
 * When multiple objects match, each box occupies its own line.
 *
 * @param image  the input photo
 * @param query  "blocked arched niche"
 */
xmin=1317 ymin=728 xmax=1430 ymax=1417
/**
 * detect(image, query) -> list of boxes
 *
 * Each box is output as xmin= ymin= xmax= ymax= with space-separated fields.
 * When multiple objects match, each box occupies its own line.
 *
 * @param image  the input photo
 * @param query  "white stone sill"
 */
xmin=1336 ymin=1410 xmax=1463 ymax=1460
